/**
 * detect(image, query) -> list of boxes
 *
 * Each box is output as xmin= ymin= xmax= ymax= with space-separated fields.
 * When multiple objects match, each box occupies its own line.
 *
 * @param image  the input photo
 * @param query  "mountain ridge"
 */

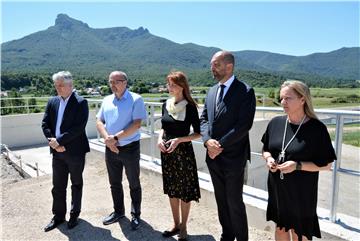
xmin=2 ymin=14 xmax=359 ymax=81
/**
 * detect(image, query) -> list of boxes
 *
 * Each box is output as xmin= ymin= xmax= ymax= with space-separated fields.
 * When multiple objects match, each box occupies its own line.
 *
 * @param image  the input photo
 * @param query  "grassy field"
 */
xmin=254 ymin=87 xmax=360 ymax=108
xmin=327 ymin=123 xmax=360 ymax=147
xmin=329 ymin=130 xmax=360 ymax=147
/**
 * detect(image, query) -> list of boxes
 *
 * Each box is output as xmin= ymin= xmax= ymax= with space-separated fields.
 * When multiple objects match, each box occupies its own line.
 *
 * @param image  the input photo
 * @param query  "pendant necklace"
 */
xmin=278 ymin=115 xmax=306 ymax=180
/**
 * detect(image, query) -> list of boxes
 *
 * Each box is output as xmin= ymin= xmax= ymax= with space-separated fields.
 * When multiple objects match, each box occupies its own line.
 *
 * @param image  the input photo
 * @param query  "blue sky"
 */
xmin=1 ymin=1 xmax=359 ymax=56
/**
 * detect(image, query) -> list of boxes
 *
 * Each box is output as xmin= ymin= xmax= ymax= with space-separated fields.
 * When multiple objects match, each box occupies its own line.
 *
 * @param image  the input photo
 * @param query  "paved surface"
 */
xmin=1 ymin=150 xmax=273 ymax=241
xmin=10 ymin=140 xmax=360 ymax=219
xmin=3 ymin=141 xmax=358 ymax=240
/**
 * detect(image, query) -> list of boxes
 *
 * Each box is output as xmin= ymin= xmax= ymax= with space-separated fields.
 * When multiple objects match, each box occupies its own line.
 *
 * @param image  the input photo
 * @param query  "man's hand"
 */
xmin=205 ymin=139 xmax=223 ymax=159
xmin=48 ymin=138 xmax=60 ymax=149
xmin=105 ymin=135 xmax=119 ymax=154
xmin=55 ymin=146 xmax=66 ymax=153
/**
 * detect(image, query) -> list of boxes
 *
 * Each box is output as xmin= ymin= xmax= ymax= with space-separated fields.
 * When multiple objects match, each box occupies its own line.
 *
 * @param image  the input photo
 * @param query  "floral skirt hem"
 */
xmin=161 ymin=137 xmax=201 ymax=203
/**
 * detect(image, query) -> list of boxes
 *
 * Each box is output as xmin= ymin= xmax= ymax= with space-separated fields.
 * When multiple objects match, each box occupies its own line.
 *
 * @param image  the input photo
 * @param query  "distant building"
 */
xmin=90 ymin=91 xmax=101 ymax=96
xmin=158 ymin=86 xmax=168 ymax=93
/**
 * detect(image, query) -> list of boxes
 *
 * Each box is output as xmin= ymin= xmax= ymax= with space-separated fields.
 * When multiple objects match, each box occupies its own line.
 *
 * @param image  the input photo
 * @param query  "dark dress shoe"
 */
xmin=44 ymin=217 xmax=65 ymax=232
xmin=162 ymin=227 xmax=180 ymax=237
xmin=67 ymin=216 xmax=79 ymax=229
xmin=131 ymin=216 xmax=141 ymax=230
xmin=103 ymin=212 xmax=125 ymax=225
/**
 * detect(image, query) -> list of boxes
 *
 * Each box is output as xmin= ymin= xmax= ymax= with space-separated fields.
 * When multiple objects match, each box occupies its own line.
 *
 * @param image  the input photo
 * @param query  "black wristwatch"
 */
xmin=296 ymin=162 xmax=302 ymax=171
xmin=113 ymin=135 xmax=118 ymax=141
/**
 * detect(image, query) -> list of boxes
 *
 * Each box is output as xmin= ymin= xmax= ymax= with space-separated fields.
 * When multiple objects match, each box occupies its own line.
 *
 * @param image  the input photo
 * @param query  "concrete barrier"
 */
xmin=1 ymin=110 xmax=98 ymax=148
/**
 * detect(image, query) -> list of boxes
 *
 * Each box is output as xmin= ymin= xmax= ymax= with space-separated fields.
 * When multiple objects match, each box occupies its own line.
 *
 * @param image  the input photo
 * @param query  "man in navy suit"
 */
xmin=200 ymin=51 xmax=256 ymax=241
xmin=42 ymin=71 xmax=90 ymax=232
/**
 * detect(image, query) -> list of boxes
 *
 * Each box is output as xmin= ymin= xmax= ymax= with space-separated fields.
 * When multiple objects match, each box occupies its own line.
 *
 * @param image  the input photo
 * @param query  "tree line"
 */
xmin=1 ymin=70 xmax=359 ymax=97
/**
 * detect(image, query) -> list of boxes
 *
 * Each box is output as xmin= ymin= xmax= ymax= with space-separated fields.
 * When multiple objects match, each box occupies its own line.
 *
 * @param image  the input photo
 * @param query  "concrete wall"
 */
xmin=140 ymin=118 xmax=270 ymax=190
xmin=2 ymin=112 xmax=270 ymax=189
xmin=1 ymin=110 xmax=98 ymax=148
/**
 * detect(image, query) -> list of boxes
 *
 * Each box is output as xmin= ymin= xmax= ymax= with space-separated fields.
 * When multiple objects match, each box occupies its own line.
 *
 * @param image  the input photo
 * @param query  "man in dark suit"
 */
xmin=42 ymin=71 xmax=90 ymax=232
xmin=200 ymin=51 xmax=256 ymax=241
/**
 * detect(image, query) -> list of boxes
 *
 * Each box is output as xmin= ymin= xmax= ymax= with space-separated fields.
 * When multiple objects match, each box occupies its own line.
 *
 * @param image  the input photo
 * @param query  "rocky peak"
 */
xmin=55 ymin=13 xmax=89 ymax=29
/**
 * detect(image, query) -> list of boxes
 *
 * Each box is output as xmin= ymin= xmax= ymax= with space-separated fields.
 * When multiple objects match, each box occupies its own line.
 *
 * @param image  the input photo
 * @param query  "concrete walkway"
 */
xmin=1 ymin=149 xmax=273 ymax=241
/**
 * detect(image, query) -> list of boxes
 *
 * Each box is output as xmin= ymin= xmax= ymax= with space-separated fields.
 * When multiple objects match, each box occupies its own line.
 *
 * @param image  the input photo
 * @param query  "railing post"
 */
xmin=150 ymin=104 xmax=155 ymax=162
xmin=26 ymin=98 xmax=30 ymax=114
xmin=146 ymin=105 xmax=151 ymax=130
xmin=36 ymin=162 xmax=39 ymax=177
xmin=19 ymin=155 xmax=24 ymax=176
xmin=95 ymin=101 xmax=100 ymax=141
xmin=262 ymin=94 xmax=265 ymax=119
xmin=330 ymin=114 xmax=344 ymax=222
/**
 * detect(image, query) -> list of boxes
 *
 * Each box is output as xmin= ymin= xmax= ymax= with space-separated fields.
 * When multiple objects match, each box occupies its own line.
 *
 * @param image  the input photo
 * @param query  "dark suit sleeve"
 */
xmin=200 ymin=93 xmax=211 ymax=143
xmin=41 ymin=99 xmax=53 ymax=139
xmin=219 ymin=87 xmax=256 ymax=148
xmin=56 ymin=98 xmax=89 ymax=146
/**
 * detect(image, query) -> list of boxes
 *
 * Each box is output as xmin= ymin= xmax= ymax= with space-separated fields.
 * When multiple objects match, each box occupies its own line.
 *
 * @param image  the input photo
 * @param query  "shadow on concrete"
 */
xmin=119 ymin=217 xmax=172 ymax=241
xmin=118 ymin=217 xmax=216 ymax=241
xmin=58 ymin=219 xmax=119 ymax=241
xmin=187 ymin=234 xmax=217 ymax=241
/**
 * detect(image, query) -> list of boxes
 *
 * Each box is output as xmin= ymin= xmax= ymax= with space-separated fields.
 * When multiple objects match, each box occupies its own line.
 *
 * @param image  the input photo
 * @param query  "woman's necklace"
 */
xmin=278 ymin=115 xmax=306 ymax=180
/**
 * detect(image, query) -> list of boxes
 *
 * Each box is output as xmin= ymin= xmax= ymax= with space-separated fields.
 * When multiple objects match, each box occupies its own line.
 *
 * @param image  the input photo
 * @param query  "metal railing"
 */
xmin=1 ymin=144 xmax=37 ymax=178
xmin=134 ymin=103 xmax=359 ymax=223
xmin=1 ymin=97 xmax=359 ymax=223
xmin=0 ymin=94 xmax=266 ymax=115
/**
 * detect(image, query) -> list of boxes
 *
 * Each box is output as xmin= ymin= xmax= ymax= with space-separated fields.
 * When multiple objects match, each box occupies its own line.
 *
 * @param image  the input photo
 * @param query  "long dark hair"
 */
xmin=166 ymin=71 xmax=198 ymax=107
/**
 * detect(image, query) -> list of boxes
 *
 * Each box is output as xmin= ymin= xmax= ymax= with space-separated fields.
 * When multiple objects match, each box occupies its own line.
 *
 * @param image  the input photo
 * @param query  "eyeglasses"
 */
xmin=109 ymin=79 xmax=126 ymax=85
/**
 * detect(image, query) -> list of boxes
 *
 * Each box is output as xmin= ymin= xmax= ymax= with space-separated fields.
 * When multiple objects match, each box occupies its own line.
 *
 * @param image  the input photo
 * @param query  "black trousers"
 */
xmin=208 ymin=164 xmax=248 ymax=241
xmin=52 ymin=152 xmax=85 ymax=220
xmin=105 ymin=141 xmax=141 ymax=217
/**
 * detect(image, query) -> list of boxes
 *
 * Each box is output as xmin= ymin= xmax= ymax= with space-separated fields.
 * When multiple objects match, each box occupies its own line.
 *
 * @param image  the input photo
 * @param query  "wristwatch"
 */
xmin=296 ymin=162 xmax=302 ymax=171
xmin=113 ymin=135 xmax=118 ymax=141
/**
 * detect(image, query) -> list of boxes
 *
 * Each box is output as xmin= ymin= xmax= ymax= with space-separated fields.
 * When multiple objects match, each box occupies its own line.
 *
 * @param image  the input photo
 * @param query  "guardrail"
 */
xmin=134 ymin=103 xmax=359 ymax=223
xmin=0 ymin=94 xmax=266 ymax=115
xmin=1 ymin=97 xmax=359 ymax=223
xmin=1 ymin=144 xmax=36 ymax=178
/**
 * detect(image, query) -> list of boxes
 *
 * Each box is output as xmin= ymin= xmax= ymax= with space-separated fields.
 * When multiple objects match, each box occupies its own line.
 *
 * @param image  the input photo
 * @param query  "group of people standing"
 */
xmin=41 ymin=50 xmax=336 ymax=241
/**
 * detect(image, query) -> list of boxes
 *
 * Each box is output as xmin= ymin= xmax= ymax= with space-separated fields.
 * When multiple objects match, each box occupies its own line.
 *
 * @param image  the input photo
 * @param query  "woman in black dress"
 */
xmin=261 ymin=80 xmax=336 ymax=241
xmin=157 ymin=71 xmax=201 ymax=241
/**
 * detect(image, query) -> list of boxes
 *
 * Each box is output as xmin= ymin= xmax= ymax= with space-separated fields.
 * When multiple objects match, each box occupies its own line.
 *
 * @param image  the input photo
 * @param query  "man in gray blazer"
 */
xmin=200 ymin=51 xmax=256 ymax=241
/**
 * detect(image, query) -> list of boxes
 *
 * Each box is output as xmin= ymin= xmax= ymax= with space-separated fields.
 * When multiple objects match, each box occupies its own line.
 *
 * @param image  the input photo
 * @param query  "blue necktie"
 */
xmin=216 ymin=84 xmax=225 ymax=111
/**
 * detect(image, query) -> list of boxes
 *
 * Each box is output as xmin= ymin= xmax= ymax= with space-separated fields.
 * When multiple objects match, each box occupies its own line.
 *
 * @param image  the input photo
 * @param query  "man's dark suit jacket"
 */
xmin=200 ymin=78 xmax=256 ymax=170
xmin=42 ymin=92 xmax=90 ymax=155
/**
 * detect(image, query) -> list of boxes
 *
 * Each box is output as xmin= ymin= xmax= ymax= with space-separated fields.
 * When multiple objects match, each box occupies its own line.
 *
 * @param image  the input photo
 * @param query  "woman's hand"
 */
xmin=277 ymin=160 xmax=296 ymax=174
xmin=266 ymin=157 xmax=277 ymax=172
xmin=165 ymin=138 xmax=181 ymax=153
xmin=157 ymin=139 xmax=168 ymax=153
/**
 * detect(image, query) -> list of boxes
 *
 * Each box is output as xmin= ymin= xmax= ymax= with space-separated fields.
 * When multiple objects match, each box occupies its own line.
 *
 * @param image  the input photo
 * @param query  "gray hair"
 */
xmin=109 ymin=71 xmax=128 ymax=81
xmin=52 ymin=71 xmax=73 ymax=84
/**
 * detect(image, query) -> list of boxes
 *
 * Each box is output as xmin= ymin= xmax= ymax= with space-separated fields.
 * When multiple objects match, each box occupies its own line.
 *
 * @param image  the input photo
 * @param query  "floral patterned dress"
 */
xmin=160 ymin=101 xmax=201 ymax=202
